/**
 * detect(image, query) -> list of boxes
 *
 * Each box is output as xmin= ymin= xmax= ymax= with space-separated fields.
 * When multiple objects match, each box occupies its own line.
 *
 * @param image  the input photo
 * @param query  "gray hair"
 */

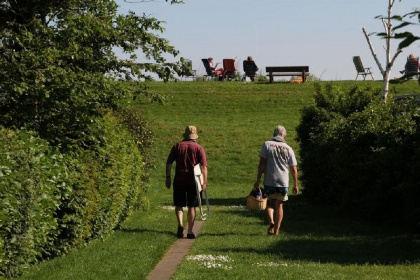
xmin=273 ymin=125 xmax=287 ymax=137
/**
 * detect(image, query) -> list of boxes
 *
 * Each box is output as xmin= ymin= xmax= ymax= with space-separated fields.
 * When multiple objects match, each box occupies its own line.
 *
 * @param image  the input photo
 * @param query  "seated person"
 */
xmin=400 ymin=54 xmax=419 ymax=77
xmin=243 ymin=56 xmax=259 ymax=82
xmin=208 ymin=57 xmax=224 ymax=76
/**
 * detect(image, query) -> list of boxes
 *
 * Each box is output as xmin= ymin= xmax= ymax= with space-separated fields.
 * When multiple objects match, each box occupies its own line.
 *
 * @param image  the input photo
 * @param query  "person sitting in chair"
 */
xmin=208 ymin=57 xmax=224 ymax=76
xmin=243 ymin=56 xmax=259 ymax=82
xmin=400 ymin=54 xmax=420 ymax=77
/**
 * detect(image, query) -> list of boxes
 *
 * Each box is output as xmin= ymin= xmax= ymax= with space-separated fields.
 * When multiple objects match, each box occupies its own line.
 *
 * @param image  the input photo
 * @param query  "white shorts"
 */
xmin=267 ymin=192 xmax=288 ymax=202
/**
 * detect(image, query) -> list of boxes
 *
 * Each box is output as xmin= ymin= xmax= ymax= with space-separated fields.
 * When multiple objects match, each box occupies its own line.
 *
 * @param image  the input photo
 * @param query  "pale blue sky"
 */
xmin=116 ymin=0 xmax=419 ymax=81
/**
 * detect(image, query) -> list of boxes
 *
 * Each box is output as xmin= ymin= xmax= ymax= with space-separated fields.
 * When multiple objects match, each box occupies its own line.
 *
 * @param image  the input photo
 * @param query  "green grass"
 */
xmin=18 ymin=80 xmax=420 ymax=280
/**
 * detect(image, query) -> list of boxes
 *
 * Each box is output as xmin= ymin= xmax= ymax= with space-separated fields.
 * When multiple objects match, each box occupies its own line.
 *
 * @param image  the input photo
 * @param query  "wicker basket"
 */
xmin=246 ymin=195 xmax=267 ymax=211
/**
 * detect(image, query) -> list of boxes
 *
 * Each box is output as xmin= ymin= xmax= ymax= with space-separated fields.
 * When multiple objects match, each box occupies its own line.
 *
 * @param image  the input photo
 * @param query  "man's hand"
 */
xmin=292 ymin=186 xmax=299 ymax=195
xmin=254 ymin=179 xmax=260 ymax=189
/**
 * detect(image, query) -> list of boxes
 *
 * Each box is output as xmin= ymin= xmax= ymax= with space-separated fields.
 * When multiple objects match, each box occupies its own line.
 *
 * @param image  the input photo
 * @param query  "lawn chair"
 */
xmin=353 ymin=56 xmax=374 ymax=80
xmin=222 ymin=59 xmax=237 ymax=81
xmin=194 ymin=164 xmax=209 ymax=220
xmin=243 ymin=60 xmax=259 ymax=82
xmin=180 ymin=59 xmax=196 ymax=80
xmin=201 ymin=58 xmax=216 ymax=81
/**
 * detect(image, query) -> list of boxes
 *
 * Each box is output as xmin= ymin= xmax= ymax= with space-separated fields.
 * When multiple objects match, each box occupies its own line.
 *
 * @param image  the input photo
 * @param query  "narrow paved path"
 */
xmin=147 ymin=220 xmax=204 ymax=280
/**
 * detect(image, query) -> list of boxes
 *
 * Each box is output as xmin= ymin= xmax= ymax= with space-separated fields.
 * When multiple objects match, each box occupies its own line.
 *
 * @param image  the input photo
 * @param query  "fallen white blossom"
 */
xmin=187 ymin=254 xmax=233 ymax=269
xmin=161 ymin=205 xmax=175 ymax=211
xmin=255 ymin=262 xmax=288 ymax=267
xmin=225 ymin=205 xmax=247 ymax=209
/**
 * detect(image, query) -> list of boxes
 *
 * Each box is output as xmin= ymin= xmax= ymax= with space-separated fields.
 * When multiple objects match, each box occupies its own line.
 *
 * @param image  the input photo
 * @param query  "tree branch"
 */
xmin=362 ymin=27 xmax=385 ymax=75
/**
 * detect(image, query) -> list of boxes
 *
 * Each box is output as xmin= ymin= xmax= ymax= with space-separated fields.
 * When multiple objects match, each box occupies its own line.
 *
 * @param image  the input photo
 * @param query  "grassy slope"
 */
xmin=19 ymin=80 xmax=420 ymax=280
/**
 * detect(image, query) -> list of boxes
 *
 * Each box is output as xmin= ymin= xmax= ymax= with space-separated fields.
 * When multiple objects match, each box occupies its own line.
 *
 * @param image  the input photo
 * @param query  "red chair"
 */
xmin=222 ymin=59 xmax=237 ymax=81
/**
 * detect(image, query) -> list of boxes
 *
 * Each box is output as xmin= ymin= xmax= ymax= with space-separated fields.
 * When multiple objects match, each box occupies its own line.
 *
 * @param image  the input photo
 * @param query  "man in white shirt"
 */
xmin=254 ymin=125 xmax=299 ymax=235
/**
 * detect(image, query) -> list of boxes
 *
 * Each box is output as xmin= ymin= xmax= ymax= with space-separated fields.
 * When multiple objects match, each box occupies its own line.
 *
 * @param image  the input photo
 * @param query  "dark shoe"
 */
xmin=187 ymin=233 xmax=195 ymax=239
xmin=267 ymin=223 xmax=274 ymax=235
xmin=177 ymin=226 xmax=184 ymax=238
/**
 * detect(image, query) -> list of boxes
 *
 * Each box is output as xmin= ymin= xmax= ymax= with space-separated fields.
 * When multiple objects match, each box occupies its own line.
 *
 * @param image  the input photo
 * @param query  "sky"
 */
xmin=116 ymin=0 xmax=419 ymax=81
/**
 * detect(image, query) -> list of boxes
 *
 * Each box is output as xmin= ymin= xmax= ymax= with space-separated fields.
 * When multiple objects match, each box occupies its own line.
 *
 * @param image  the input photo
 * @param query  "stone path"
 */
xmin=147 ymin=220 xmax=204 ymax=280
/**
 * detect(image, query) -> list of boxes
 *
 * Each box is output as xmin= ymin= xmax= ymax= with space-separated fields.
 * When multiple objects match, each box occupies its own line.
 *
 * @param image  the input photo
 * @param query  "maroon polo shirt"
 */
xmin=166 ymin=140 xmax=207 ymax=186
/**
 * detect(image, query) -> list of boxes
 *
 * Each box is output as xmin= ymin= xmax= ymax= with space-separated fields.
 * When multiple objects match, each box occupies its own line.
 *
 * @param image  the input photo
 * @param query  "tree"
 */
xmin=362 ymin=0 xmax=419 ymax=102
xmin=0 ymin=1 xmax=185 ymax=276
xmin=0 ymin=0 xmax=184 ymax=148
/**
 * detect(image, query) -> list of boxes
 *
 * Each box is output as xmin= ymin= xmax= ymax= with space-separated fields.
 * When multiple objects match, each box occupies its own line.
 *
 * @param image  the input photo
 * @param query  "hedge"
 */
xmin=0 ymin=109 xmax=151 ymax=277
xmin=297 ymin=84 xmax=420 ymax=231
xmin=0 ymin=128 xmax=67 ymax=278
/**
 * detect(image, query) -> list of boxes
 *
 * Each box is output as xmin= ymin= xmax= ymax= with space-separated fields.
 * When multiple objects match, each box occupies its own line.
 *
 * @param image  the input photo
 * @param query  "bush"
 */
xmin=88 ymin=112 xmax=146 ymax=236
xmin=115 ymin=107 xmax=155 ymax=172
xmin=0 ymin=127 xmax=69 ymax=278
xmin=0 ymin=109 xmax=151 ymax=277
xmin=297 ymin=84 xmax=379 ymax=204
xmin=297 ymin=84 xmax=420 ymax=230
xmin=54 ymin=110 xmax=148 ymax=247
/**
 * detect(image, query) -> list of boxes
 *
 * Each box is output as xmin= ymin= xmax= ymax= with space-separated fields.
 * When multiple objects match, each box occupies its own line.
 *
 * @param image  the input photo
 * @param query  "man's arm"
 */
xmin=165 ymin=163 xmax=172 ymax=189
xmin=290 ymin=165 xmax=299 ymax=195
xmin=254 ymin=157 xmax=265 ymax=188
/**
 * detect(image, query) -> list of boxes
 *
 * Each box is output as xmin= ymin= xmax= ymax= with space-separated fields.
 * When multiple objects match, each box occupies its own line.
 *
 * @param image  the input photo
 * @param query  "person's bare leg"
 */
xmin=273 ymin=201 xmax=283 ymax=235
xmin=175 ymin=206 xmax=183 ymax=227
xmin=266 ymin=205 xmax=274 ymax=225
xmin=175 ymin=206 xmax=184 ymax=237
xmin=187 ymin=206 xmax=196 ymax=234
xmin=266 ymin=201 xmax=275 ymax=234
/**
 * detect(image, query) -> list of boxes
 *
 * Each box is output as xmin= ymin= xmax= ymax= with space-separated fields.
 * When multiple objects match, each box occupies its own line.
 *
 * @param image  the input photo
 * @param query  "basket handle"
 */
xmin=250 ymin=186 xmax=263 ymax=197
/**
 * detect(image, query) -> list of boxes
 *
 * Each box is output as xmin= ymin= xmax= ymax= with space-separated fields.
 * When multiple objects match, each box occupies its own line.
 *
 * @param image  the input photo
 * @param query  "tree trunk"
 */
xmin=382 ymin=71 xmax=391 ymax=102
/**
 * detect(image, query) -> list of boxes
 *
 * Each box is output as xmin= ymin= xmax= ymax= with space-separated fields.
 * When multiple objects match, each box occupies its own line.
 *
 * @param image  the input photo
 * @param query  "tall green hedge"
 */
xmin=0 ymin=128 xmax=67 ymax=278
xmin=0 ymin=109 xmax=151 ymax=278
xmin=297 ymin=84 xmax=420 ymax=231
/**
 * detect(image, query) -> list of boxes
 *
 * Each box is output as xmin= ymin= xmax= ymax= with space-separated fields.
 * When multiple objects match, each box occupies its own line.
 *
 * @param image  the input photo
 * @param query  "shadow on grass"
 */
xmin=271 ymin=235 xmax=420 ymax=265
xmin=119 ymin=227 xmax=175 ymax=237
xmin=213 ymin=195 xmax=420 ymax=265
xmin=208 ymin=197 xmax=247 ymax=207
xmin=214 ymin=233 xmax=420 ymax=265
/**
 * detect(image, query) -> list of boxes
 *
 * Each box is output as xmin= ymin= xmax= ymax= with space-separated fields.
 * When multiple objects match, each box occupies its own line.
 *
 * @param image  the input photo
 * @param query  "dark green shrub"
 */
xmin=0 ymin=110 xmax=151 ymax=277
xmin=115 ymin=107 xmax=155 ymax=172
xmin=55 ymin=111 xmax=148 ymax=243
xmin=0 ymin=127 xmax=68 ymax=278
xmin=297 ymin=84 xmax=380 ymax=204
xmin=297 ymin=84 xmax=420 ymax=230
xmin=88 ymin=112 xmax=146 ymax=236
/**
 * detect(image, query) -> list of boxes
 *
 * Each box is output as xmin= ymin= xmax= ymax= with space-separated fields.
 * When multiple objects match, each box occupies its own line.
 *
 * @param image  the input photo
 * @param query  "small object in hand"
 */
xmin=255 ymin=189 xmax=262 ymax=200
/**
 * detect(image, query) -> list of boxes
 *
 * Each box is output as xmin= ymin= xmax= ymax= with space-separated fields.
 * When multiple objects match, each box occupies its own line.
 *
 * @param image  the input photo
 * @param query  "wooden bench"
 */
xmin=265 ymin=66 xmax=310 ymax=83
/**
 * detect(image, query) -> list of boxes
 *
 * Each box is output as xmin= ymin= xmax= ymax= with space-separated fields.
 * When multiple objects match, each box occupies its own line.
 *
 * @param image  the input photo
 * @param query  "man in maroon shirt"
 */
xmin=166 ymin=126 xmax=208 ymax=239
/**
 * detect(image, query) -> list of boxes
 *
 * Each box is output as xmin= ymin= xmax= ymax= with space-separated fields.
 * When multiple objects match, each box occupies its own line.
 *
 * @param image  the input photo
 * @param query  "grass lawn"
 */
xmin=18 ymin=80 xmax=420 ymax=280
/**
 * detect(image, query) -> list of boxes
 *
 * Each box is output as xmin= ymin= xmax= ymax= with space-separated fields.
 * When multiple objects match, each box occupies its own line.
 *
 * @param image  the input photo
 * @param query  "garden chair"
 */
xmin=353 ymin=56 xmax=374 ymax=80
xmin=201 ymin=58 xmax=216 ymax=80
xmin=180 ymin=59 xmax=196 ymax=80
xmin=222 ymin=58 xmax=237 ymax=81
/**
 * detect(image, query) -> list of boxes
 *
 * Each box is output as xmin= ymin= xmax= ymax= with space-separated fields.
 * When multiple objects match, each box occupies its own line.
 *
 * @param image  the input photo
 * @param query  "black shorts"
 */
xmin=173 ymin=183 xmax=198 ymax=208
